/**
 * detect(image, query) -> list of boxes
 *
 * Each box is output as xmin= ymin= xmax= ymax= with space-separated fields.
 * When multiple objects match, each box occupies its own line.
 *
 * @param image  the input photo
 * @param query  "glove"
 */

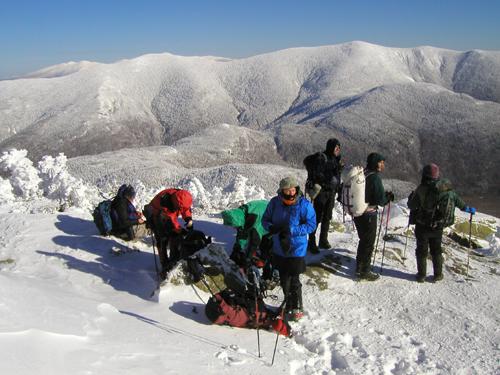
xmin=463 ymin=206 xmax=476 ymax=215
xmin=185 ymin=219 xmax=194 ymax=231
xmin=279 ymin=231 xmax=291 ymax=254
xmin=385 ymin=191 xmax=395 ymax=202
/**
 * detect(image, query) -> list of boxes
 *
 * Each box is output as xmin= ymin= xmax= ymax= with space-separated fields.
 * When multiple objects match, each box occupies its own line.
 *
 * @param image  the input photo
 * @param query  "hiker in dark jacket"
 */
xmin=304 ymin=138 xmax=343 ymax=253
xmin=148 ymin=188 xmax=194 ymax=279
xmin=262 ymin=176 xmax=316 ymax=321
xmin=110 ymin=185 xmax=147 ymax=241
xmin=408 ymin=163 xmax=476 ymax=282
xmin=354 ymin=153 xmax=393 ymax=281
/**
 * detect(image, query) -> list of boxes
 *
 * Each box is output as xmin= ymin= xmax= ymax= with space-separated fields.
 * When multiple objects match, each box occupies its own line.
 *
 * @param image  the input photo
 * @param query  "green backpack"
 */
xmin=415 ymin=180 xmax=456 ymax=230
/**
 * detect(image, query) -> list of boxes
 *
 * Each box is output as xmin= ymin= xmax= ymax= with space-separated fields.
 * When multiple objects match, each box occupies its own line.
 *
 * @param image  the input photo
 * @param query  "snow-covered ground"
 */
xmin=0 ymin=192 xmax=498 ymax=374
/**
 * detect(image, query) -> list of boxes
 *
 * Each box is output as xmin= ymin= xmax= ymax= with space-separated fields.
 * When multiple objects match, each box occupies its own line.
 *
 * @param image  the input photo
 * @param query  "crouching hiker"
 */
xmin=408 ymin=164 xmax=476 ymax=283
xmin=262 ymin=176 xmax=316 ymax=321
xmin=147 ymin=188 xmax=194 ymax=280
xmin=354 ymin=153 xmax=393 ymax=281
xmin=110 ymin=184 xmax=148 ymax=241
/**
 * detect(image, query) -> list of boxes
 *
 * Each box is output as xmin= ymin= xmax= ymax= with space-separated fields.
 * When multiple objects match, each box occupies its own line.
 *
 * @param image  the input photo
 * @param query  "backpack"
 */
xmin=180 ymin=230 xmax=212 ymax=259
xmin=205 ymin=288 xmax=276 ymax=329
xmin=92 ymin=200 xmax=113 ymax=235
xmin=340 ymin=165 xmax=370 ymax=217
xmin=303 ymin=152 xmax=327 ymax=181
xmin=432 ymin=192 xmax=456 ymax=229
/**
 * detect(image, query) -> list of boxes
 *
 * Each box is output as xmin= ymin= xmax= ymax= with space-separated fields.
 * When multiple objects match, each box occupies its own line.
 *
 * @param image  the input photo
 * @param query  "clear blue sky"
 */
xmin=1 ymin=0 xmax=499 ymax=79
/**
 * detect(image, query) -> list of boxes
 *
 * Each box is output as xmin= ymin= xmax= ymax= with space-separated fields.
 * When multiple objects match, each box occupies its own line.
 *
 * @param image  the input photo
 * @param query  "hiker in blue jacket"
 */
xmin=262 ymin=176 xmax=316 ymax=321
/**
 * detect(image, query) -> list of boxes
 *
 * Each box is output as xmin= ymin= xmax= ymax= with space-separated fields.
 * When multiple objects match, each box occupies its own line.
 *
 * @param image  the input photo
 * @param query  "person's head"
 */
xmin=278 ymin=176 xmax=299 ymax=205
xmin=366 ymin=152 xmax=385 ymax=172
xmin=422 ymin=163 xmax=440 ymax=183
xmin=326 ymin=138 xmax=341 ymax=157
xmin=123 ymin=185 xmax=136 ymax=201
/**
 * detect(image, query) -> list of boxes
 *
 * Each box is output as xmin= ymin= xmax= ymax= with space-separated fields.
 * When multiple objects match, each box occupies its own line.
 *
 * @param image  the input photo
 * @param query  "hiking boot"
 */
xmin=318 ymin=239 xmax=331 ymax=249
xmin=290 ymin=309 xmax=304 ymax=321
xmin=416 ymin=274 xmax=425 ymax=283
xmin=358 ymin=271 xmax=380 ymax=281
xmin=433 ymin=274 xmax=444 ymax=282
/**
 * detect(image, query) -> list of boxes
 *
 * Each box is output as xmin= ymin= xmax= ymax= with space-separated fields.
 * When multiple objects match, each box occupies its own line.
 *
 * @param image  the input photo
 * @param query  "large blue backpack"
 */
xmin=93 ymin=200 xmax=113 ymax=235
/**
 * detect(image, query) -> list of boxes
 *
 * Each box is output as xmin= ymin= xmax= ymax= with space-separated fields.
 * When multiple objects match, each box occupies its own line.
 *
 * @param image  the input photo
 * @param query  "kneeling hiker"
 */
xmin=147 ymin=188 xmax=194 ymax=279
xmin=262 ymin=176 xmax=316 ymax=321
xmin=110 ymin=184 xmax=148 ymax=241
xmin=222 ymin=200 xmax=269 ymax=269
xmin=354 ymin=153 xmax=393 ymax=281
xmin=408 ymin=164 xmax=476 ymax=282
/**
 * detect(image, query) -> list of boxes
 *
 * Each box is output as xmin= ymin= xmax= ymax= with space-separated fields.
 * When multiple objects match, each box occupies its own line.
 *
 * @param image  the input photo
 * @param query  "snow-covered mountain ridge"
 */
xmin=1 ymin=41 xmax=499 ymax=193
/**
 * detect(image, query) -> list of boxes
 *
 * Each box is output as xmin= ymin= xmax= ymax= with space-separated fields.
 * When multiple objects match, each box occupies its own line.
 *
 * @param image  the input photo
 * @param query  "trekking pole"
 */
xmin=402 ymin=219 xmax=410 ymax=265
xmin=372 ymin=206 xmax=386 ymax=268
xmin=466 ymin=212 xmax=473 ymax=278
xmin=150 ymin=230 xmax=160 ymax=281
xmin=380 ymin=202 xmax=391 ymax=274
xmin=250 ymin=269 xmax=261 ymax=358
xmin=271 ymin=298 xmax=287 ymax=366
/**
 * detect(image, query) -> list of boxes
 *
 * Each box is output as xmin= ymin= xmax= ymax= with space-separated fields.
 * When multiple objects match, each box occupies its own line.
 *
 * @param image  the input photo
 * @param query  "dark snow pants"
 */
xmin=354 ymin=211 xmax=378 ymax=274
xmin=310 ymin=190 xmax=335 ymax=244
xmin=415 ymin=225 xmax=443 ymax=278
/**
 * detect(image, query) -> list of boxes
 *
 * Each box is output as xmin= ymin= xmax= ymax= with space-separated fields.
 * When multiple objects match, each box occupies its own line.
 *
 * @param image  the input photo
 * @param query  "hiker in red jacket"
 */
xmin=149 ymin=188 xmax=194 ymax=279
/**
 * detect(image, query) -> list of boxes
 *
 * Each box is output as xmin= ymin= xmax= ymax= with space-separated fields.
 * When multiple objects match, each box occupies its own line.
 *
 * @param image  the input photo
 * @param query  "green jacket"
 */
xmin=365 ymin=171 xmax=389 ymax=207
xmin=408 ymin=179 xmax=465 ymax=228
xmin=221 ymin=200 xmax=269 ymax=254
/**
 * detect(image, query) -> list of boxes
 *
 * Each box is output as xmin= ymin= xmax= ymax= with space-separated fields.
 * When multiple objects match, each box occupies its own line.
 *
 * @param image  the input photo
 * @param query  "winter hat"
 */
xmin=325 ymin=138 xmax=340 ymax=154
xmin=422 ymin=163 xmax=440 ymax=180
xmin=123 ymin=185 xmax=136 ymax=199
xmin=279 ymin=176 xmax=299 ymax=190
xmin=366 ymin=152 xmax=385 ymax=171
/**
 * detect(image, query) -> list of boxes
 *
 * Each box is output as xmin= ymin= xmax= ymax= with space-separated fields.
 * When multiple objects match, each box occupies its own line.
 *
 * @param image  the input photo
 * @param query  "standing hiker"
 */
xmin=262 ymin=176 xmax=316 ymax=320
xmin=303 ymin=138 xmax=343 ymax=253
xmin=354 ymin=153 xmax=393 ymax=281
xmin=148 ymin=188 xmax=194 ymax=279
xmin=110 ymin=184 xmax=148 ymax=241
xmin=408 ymin=163 xmax=476 ymax=282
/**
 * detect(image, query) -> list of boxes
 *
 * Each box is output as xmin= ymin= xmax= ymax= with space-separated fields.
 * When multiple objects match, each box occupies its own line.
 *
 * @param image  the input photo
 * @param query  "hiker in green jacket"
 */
xmin=222 ymin=200 xmax=270 ymax=270
xmin=408 ymin=163 xmax=476 ymax=282
xmin=354 ymin=153 xmax=394 ymax=281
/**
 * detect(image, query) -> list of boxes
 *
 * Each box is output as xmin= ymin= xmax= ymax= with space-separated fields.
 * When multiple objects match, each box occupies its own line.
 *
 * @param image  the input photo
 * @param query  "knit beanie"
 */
xmin=366 ymin=152 xmax=385 ymax=170
xmin=422 ymin=163 xmax=440 ymax=180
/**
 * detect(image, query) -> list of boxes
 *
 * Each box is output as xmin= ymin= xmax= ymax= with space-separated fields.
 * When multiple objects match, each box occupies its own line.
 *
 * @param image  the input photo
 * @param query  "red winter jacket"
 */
xmin=150 ymin=189 xmax=193 ymax=233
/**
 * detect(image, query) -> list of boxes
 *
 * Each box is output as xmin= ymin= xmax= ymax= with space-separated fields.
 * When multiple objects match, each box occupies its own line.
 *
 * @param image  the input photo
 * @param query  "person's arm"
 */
xmin=261 ymin=199 xmax=275 ymax=232
xmin=290 ymin=200 xmax=317 ymax=237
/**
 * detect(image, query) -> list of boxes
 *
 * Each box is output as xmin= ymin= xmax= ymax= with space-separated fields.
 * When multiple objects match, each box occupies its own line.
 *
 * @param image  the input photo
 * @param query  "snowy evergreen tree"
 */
xmin=0 ymin=149 xmax=41 ymax=199
xmin=0 ymin=177 xmax=15 ymax=203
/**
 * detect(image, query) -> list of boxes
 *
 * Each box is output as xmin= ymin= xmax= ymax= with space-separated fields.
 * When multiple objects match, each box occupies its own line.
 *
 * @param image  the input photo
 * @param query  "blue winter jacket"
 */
xmin=262 ymin=195 xmax=316 ymax=258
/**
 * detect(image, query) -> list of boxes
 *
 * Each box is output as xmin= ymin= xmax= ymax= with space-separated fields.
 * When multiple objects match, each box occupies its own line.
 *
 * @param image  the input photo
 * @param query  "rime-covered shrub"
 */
xmin=0 ymin=177 xmax=15 ymax=203
xmin=38 ymin=153 xmax=95 ymax=209
xmin=184 ymin=174 xmax=266 ymax=212
xmin=0 ymin=149 xmax=41 ymax=199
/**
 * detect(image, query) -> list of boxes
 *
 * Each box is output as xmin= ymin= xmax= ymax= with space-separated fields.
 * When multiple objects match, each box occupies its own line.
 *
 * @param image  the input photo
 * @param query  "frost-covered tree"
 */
xmin=0 ymin=177 xmax=15 ymax=204
xmin=0 ymin=149 xmax=41 ymax=199
xmin=37 ymin=153 xmax=94 ymax=209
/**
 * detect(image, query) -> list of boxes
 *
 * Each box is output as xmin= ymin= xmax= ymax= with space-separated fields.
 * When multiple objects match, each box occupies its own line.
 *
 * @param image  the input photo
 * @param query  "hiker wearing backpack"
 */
xmin=303 ymin=138 xmax=343 ymax=254
xmin=407 ymin=164 xmax=476 ymax=282
xmin=262 ymin=176 xmax=316 ymax=321
xmin=222 ymin=200 xmax=270 ymax=270
xmin=147 ymin=188 xmax=194 ymax=279
xmin=354 ymin=153 xmax=394 ymax=281
xmin=110 ymin=185 xmax=147 ymax=241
